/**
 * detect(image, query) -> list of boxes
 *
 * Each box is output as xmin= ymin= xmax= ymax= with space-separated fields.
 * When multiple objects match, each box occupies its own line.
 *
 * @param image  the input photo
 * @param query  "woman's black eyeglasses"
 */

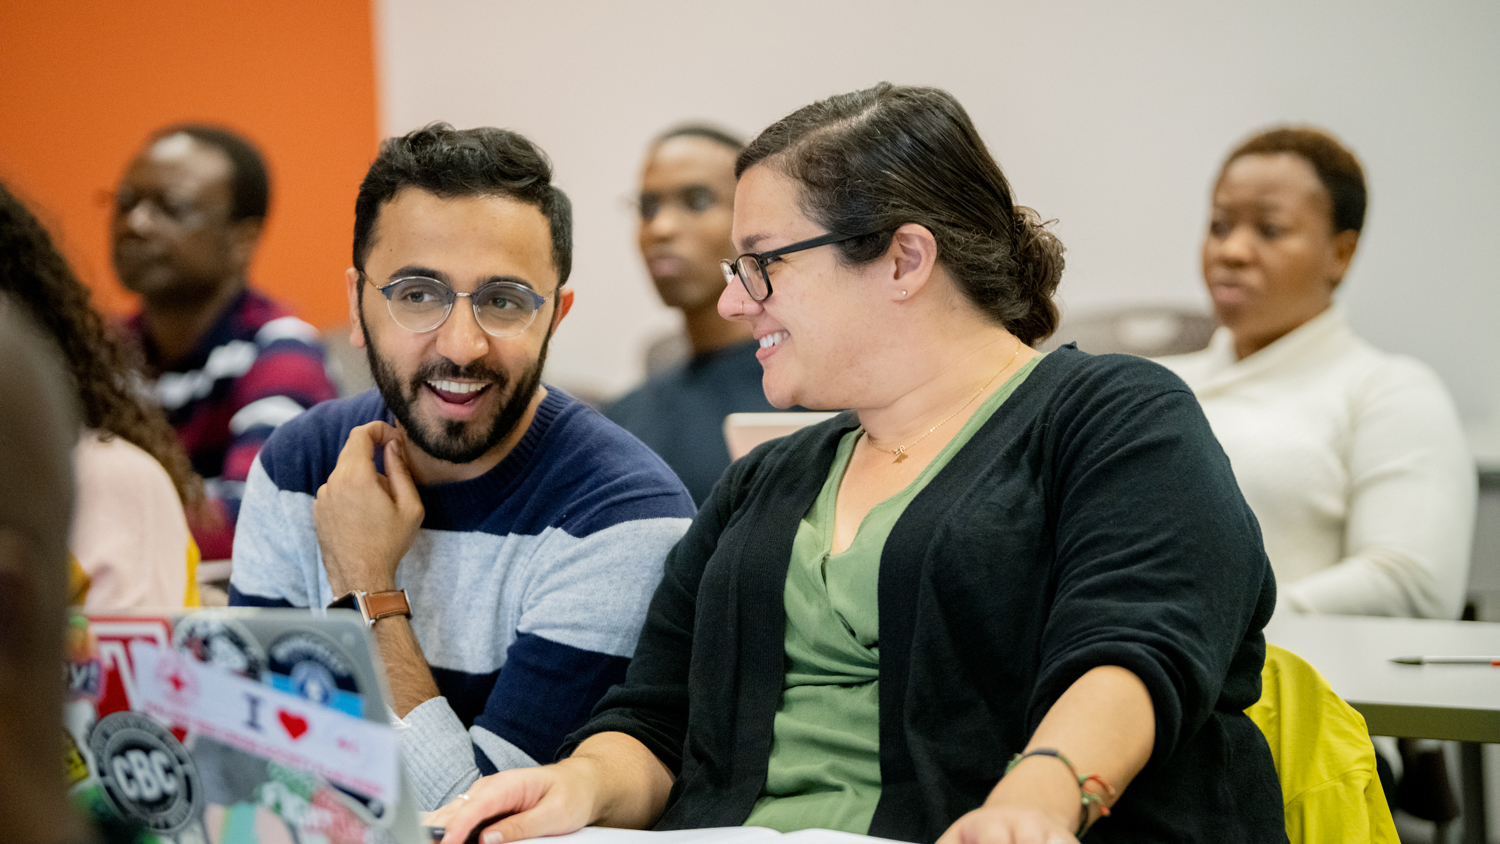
xmin=719 ymin=231 xmax=872 ymax=302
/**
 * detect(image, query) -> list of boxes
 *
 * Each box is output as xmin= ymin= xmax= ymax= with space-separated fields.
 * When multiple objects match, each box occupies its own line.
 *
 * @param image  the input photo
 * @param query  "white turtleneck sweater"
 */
xmin=1159 ymin=307 xmax=1475 ymax=619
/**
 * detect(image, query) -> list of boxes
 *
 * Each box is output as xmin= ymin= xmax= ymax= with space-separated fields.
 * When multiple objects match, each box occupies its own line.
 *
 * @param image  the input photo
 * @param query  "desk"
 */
xmin=1266 ymin=613 xmax=1500 ymax=844
xmin=1265 ymin=613 xmax=1500 ymax=743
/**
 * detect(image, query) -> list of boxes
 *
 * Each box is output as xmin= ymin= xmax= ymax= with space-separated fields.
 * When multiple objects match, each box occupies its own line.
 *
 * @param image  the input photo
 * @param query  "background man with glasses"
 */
xmin=114 ymin=124 xmax=339 ymax=561
xmin=228 ymin=124 xmax=695 ymax=809
xmin=603 ymin=125 xmax=781 ymax=504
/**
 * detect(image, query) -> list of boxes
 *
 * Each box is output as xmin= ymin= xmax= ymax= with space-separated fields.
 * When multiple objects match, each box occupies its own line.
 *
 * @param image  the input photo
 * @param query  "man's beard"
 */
xmin=362 ymin=325 xmax=551 ymax=466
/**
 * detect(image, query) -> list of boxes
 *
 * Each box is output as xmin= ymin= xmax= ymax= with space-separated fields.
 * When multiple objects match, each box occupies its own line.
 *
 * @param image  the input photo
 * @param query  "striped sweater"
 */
xmin=228 ymin=387 xmax=694 ymax=809
xmin=126 ymin=287 xmax=340 ymax=560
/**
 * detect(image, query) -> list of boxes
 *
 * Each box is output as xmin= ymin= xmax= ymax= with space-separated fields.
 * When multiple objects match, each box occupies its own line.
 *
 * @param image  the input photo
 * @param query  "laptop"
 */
xmin=723 ymin=412 xmax=840 ymax=461
xmin=66 ymin=607 xmax=426 ymax=844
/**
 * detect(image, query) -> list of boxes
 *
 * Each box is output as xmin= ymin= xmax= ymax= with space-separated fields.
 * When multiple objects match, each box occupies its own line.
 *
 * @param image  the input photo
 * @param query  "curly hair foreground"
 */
xmin=0 ymin=182 xmax=202 ymax=506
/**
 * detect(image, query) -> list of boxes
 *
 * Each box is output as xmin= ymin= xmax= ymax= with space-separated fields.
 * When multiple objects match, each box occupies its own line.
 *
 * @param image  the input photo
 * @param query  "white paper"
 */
xmin=562 ymin=829 xmax=777 ymax=844
xmin=542 ymin=827 xmax=901 ymax=844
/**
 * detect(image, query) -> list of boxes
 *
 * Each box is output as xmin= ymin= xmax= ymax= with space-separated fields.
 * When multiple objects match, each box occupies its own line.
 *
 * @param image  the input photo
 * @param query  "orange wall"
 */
xmin=0 ymin=0 xmax=379 ymax=329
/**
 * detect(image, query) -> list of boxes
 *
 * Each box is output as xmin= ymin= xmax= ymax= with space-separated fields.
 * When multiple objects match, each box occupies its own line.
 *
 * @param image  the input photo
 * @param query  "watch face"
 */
xmin=328 ymin=592 xmax=359 ymax=611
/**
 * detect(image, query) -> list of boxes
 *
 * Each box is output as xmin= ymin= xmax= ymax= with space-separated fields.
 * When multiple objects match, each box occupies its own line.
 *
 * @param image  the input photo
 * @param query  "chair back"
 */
xmin=1039 ymin=305 xmax=1215 ymax=357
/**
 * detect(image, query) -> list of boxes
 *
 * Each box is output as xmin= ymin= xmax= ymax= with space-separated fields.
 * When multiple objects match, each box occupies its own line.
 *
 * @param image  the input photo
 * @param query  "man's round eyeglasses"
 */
xmin=719 ymin=231 xmax=871 ymax=302
xmin=371 ymin=275 xmax=549 ymax=338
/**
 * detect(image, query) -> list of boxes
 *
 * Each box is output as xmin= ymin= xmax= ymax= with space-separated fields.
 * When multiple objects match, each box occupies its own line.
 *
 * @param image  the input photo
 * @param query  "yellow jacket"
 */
xmin=1246 ymin=644 xmax=1398 ymax=844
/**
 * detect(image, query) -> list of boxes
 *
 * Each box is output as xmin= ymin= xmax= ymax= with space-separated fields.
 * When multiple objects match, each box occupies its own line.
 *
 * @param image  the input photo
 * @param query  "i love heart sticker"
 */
xmin=278 ymin=709 xmax=310 ymax=740
xmin=128 ymin=641 xmax=399 ymax=802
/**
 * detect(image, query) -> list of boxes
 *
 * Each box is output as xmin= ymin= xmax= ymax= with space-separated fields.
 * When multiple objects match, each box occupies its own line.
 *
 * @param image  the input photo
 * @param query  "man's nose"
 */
xmin=433 ymin=299 xmax=490 ymax=367
xmin=119 ymin=201 xmax=156 ymax=235
xmin=643 ymin=206 xmax=683 ymax=241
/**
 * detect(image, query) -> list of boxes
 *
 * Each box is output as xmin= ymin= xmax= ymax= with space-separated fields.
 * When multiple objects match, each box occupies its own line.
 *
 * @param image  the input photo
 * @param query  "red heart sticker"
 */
xmin=278 ymin=709 xmax=310 ymax=740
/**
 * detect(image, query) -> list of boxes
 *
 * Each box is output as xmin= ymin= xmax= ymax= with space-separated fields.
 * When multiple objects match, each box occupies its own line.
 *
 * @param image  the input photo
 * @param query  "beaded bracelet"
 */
xmin=1003 ymin=749 xmax=1118 ymax=835
xmin=1005 ymin=747 xmax=1077 ymax=777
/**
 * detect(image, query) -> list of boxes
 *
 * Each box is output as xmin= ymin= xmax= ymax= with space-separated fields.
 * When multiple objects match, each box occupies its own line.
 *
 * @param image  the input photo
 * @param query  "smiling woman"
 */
xmin=434 ymin=84 xmax=1285 ymax=844
xmin=1161 ymin=127 xmax=1475 ymax=621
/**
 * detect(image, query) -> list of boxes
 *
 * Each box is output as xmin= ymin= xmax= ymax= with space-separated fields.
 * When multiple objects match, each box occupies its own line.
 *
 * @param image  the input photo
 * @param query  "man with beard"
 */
xmin=604 ymin=126 xmax=781 ymax=504
xmin=227 ymin=124 xmax=695 ymax=809
xmin=113 ymin=125 xmax=339 ymax=560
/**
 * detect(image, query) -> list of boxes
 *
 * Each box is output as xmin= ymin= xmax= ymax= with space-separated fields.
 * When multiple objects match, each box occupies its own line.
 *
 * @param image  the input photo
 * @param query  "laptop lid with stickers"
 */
xmin=66 ymin=607 xmax=425 ymax=844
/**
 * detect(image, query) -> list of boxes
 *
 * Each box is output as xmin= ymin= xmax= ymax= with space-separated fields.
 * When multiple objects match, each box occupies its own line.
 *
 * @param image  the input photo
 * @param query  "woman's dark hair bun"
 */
xmin=1008 ymin=206 xmax=1065 ymax=345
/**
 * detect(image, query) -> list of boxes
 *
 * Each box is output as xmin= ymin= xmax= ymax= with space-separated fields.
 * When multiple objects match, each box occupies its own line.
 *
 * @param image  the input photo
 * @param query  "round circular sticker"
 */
xmin=267 ymin=630 xmax=362 ymax=711
xmin=88 ymin=711 xmax=201 ymax=833
xmin=172 ymin=615 xmax=266 ymax=679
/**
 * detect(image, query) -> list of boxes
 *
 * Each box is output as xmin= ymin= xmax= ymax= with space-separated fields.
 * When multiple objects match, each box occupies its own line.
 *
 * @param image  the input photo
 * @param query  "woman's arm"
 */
xmin=1001 ymin=362 xmax=1276 ymax=836
xmin=432 ymin=731 xmax=674 ymax=844
xmin=1286 ymin=359 xmax=1475 ymax=618
xmin=432 ymin=449 xmax=770 ymax=842
xmin=937 ymin=666 xmax=1154 ymax=844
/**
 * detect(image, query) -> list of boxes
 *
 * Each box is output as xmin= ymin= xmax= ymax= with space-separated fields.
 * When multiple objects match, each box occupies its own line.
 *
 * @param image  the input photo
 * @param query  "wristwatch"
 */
xmin=327 ymin=589 xmax=411 ymax=628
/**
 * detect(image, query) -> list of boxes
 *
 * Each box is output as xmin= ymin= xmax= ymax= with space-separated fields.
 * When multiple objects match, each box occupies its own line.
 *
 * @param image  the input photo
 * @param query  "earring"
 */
xmin=901 ymin=290 xmax=908 ymax=297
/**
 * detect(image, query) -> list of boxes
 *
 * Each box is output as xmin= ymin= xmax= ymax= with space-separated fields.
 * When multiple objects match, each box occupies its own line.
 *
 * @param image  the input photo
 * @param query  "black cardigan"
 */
xmin=566 ymin=348 xmax=1287 ymax=843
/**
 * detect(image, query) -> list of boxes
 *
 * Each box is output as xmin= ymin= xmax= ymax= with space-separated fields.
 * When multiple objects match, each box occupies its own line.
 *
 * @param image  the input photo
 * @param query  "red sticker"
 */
xmin=277 ymin=709 xmax=309 ymax=740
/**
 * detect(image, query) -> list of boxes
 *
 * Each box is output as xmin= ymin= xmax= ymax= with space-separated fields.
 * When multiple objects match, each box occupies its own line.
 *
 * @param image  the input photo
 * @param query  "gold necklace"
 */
xmin=866 ymin=339 xmax=1023 ymax=464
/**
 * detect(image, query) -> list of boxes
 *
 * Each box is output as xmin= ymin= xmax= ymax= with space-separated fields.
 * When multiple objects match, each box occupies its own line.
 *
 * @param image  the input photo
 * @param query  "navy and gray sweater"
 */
xmin=229 ymin=387 xmax=694 ymax=809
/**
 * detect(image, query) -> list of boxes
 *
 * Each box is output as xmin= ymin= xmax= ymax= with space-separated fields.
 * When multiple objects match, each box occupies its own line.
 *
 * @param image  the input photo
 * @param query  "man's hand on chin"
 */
xmin=314 ymin=421 xmax=425 ymax=596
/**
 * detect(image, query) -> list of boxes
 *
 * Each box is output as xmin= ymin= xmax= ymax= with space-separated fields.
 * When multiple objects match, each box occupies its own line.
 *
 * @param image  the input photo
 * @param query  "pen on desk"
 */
xmin=1390 ymin=656 xmax=1500 ymax=665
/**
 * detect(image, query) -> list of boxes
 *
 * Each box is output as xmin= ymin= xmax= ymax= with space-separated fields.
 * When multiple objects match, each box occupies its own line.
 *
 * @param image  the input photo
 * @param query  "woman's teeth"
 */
xmin=759 ymin=331 xmax=788 ymax=349
xmin=429 ymin=380 xmax=486 ymax=394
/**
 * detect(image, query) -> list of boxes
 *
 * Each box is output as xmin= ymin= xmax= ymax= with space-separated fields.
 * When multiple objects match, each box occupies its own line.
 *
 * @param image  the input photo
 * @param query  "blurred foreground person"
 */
xmin=1160 ymin=127 xmax=1474 ymax=619
xmin=434 ymin=84 xmax=1283 ymax=844
xmin=113 ymin=124 xmax=338 ymax=560
xmin=1 ymin=182 xmax=201 ymax=608
xmin=0 ymin=307 xmax=89 ymax=844
xmin=606 ymin=125 xmax=780 ymax=504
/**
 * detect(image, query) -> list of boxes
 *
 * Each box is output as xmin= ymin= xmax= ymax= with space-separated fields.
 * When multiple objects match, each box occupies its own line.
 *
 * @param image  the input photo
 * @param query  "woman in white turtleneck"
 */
xmin=1161 ymin=127 xmax=1475 ymax=620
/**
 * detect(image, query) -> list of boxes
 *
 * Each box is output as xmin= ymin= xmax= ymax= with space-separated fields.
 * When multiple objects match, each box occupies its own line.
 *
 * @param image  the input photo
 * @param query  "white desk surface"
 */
xmin=1265 ymin=613 xmax=1500 ymax=743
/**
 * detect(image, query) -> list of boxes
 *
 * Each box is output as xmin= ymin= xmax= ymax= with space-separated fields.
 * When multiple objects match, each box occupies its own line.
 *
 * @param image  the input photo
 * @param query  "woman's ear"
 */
xmin=887 ymin=223 xmax=938 ymax=301
xmin=1328 ymin=230 xmax=1360 ymax=290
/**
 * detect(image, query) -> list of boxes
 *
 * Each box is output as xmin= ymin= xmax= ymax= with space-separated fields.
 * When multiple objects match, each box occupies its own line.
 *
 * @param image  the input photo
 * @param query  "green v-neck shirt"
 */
xmin=744 ymin=356 xmax=1041 ymax=833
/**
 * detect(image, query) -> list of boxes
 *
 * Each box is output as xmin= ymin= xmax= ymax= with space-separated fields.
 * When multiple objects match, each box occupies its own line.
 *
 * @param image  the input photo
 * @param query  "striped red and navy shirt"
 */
xmin=125 ymin=287 xmax=339 ymax=560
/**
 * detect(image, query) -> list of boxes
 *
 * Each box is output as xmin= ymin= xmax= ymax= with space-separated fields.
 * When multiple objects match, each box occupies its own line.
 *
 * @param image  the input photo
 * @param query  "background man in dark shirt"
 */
xmin=604 ymin=126 xmax=779 ymax=504
xmin=112 ymin=125 xmax=337 ymax=559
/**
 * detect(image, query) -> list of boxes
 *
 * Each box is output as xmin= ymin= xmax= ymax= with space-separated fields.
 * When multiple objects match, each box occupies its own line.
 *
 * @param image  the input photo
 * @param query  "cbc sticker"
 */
xmin=172 ymin=615 xmax=266 ymax=679
xmin=88 ymin=711 xmax=201 ymax=833
xmin=267 ymin=631 xmax=364 ymax=717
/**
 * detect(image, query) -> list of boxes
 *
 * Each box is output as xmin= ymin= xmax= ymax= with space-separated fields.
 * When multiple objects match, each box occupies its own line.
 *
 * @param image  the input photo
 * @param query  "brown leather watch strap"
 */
xmin=362 ymin=590 xmax=411 ymax=624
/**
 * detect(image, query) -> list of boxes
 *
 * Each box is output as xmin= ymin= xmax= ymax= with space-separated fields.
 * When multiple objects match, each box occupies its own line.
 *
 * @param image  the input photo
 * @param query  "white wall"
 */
xmin=374 ymin=0 xmax=1500 ymax=419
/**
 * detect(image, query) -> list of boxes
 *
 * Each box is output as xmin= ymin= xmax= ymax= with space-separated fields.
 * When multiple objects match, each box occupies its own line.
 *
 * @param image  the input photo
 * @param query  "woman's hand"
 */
xmin=433 ymin=756 xmax=602 ymax=844
xmin=936 ymin=804 xmax=1078 ymax=844
xmin=936 ymin=754 xmax=1082 ymax=844
xmin=432 ymin=732 xmax=674 ymax=844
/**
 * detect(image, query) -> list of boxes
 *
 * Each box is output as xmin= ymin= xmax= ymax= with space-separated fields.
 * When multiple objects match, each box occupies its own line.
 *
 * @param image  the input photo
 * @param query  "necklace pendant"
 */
xmin=893 ymin=450 xmax=908 ymax=464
